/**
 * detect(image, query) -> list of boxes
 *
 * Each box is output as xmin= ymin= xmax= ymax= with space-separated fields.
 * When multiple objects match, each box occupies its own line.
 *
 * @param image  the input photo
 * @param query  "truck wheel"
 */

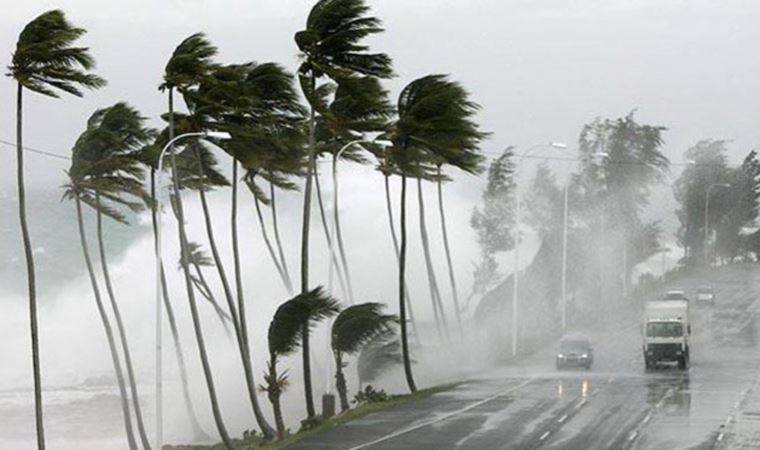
xmin=677 ymin=356 xmax=686 ymax=370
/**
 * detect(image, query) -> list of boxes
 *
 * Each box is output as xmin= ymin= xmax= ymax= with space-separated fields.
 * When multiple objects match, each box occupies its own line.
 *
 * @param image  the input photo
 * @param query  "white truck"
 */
xmin=643 ymin=298 xmax=691 ymax=370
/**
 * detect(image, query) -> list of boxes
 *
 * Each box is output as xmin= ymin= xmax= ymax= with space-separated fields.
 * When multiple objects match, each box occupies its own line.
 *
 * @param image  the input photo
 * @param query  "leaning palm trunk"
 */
xmin=15 ymin=84 xmax=45 ymax=450
xmin=436 ymin=166 xmax=463 ymax=337
xmin=269 ymin=181 xmax=293 ymax=293
xmin=231 ymin=160 xmax=276 ymax=439
xmin=334 ymin=353 xmax=350 ymax=412
xmin=169 ymin=88 xmax=234 ymax=449
xmin=416 ymin=177 xmax=449 ymax=340
xmin=398 ymin=173 xmax=417 ymax=392
xmin=265 ymin=357 xmax=286 ymax=439
xmin=330 ymin=154 xmax=355 ymax=303
xmin=300 ymin=77 xmax=317 ymax=418
xmin=253 ymin=194 xmax=290 ymax=293
xmin=95 ymin=199 xmax=151 ymax=449
xmin=149 ymin=170 xmax=207 ymax=440
xmin=75 ymin=196 xmax=138 ymax=450
xmin=383 ymin=174 xmax=420 ymax=343
xmin=313 ymin=170 xmax=349 ymax=300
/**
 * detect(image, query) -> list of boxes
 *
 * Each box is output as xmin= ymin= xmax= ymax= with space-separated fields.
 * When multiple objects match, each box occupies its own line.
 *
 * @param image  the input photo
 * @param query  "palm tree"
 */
xmin=316 ymin=75 xmax=394 ymax=303
xmin=8 ymin=11 xmax=105 ymax=448
xmin=64 ymin=106 xmax=147 ymax=450
xmin=295 ymin=0 xmax=392 ymax=418
xmin=139 ymin=143 xmax=209 ymax=441
xmin=417 ymin=175 xmax=449 ymax=339
xmin=84 ymin=104 xmax=154 ymax=449
xmin=331 ymin=303 xmax=397 ymax=411
xmin=386 ymin=75 xmax=486 ymax=392
xmin=162 ymin=33 xmax=235 ymax=448
xmin=262 ymin=287 xmax=340 ymax=438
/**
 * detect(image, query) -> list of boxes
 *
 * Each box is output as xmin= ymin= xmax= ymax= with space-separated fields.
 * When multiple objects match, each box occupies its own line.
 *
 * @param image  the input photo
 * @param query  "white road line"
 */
xmin=643 ymin=413 xmax=651 ymax=424
xmin=717 ymin=432 xmax=724 ymax=442
xmin=558 ymin=414 xmax=568 ymax=424
xmin=539 ymin=431 xmax=550 ymax=441
xmin=628 ymin=431 xmax=638 ymax=441
xmin=349 ymin=378 xmax=535 ymax=450
xmin=575 ymin=398 xmax=587 ymax=410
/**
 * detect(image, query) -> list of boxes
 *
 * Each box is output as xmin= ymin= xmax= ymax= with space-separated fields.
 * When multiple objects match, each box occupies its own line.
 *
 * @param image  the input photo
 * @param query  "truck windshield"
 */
xmin=646 ymin=322 xmax=683 ymax=337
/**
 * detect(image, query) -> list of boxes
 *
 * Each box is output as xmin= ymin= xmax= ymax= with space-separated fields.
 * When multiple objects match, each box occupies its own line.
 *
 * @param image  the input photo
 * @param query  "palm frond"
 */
xmin=331 ymin=303 xmax=398 ymax=355
xmin=268 ymin=286 xmax=340 ymax=357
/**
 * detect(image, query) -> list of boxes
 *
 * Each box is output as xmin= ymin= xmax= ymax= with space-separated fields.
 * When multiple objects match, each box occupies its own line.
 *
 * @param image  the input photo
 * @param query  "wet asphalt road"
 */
xmin=292 ymin=266 xmax=760 ymax=449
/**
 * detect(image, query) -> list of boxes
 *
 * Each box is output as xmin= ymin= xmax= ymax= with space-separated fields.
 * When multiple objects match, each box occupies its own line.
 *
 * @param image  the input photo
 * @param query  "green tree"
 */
xmin=469 ymin=147 xmax=516 ymax=307
xmin=262 ymin=287 xmax=340 ymax=438
xmin=294 ymin=0 xmax=392 ymax=418
xmin=8 ymin=10 xmax=106 ymax=449
xmin=161 ymin=33 xmax=235 ymax=448
xmin=64 ymin=105 xmax=150 ymax=450
xmin=674 ymin=139 xmax=730 ymax=263
xmin=386 ymin=75 xmax=486 ymax=392
xmin=331 ymin=303 xmax=397 ymax=411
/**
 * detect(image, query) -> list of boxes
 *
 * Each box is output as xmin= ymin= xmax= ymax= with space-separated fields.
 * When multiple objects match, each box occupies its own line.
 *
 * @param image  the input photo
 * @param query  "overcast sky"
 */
xmin=0 ymin=0 xmax=758 ymax=196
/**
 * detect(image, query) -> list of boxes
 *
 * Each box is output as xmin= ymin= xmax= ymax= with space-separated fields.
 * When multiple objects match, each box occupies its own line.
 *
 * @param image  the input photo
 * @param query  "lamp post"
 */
xmin=511 ymin=142 xmax=567 ymax=357
xmin=154 ymin=130 xmax=231 ymax=450
xmin=704 ymin=182 xmax=731 ymax=263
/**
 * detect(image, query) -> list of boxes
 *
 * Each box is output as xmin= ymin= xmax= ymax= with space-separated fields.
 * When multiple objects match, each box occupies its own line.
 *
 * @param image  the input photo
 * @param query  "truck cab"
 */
xmin=643 ymin=299 xmax=690 ymax=370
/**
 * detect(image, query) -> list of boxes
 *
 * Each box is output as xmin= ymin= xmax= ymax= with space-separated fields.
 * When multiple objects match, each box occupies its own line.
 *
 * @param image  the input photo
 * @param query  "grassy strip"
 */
xmin=164 ymin=383 xmax=458 ymax=450
xmin=258 ymin=383 xmax=458 ymax=449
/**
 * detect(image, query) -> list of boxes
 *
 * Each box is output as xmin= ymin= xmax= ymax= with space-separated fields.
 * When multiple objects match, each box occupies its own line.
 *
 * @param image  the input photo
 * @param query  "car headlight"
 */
xmin=557 ymin=354 xmax=565 ymax=358
xmin=581 ymin=354 xmax=588 ymax=358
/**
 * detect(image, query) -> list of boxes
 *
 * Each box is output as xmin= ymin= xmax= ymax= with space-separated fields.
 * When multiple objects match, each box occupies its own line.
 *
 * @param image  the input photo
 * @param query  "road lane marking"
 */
xmin=558 ymin=414 xmax=568 ymax=423
xmin=628 ymin=431 xmax=638 ymax=441
xmin=717 ymin=432 xmax=724 ymax=442
xmin=643 ymin=413 xmax=651 ymax=424
xmin=575 ymin=398 xmax=587 ymax=410
xmin=349 ymin=378 xmax=535 ymax=450
xmin=539 ymin=431 xmax=550 ymax=441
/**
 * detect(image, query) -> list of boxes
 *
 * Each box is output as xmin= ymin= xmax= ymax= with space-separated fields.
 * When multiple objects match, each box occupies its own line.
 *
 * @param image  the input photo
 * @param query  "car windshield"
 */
xmin=647 ymin=322 xmax=684 ymax=337
xmin=560 ymin=340 xmax=589 ymax=352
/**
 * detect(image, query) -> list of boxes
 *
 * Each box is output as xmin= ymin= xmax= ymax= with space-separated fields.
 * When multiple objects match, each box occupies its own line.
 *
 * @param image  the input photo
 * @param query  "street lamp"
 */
xmin=704 ymin=182 xmax=731 ymax=263
xmin=154 ymin=130 xmax=231 ymax=450
xmin=512 ymin=142 xmax=567 ymax=357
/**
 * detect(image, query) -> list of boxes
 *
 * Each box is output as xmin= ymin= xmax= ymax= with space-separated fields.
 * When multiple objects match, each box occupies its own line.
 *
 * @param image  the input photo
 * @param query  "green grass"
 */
xmin=164 ymin=383 xmax=458 ymax=450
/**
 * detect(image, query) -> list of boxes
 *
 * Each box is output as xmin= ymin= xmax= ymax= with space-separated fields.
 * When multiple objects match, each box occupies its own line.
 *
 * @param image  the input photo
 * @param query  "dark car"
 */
xmin=556 ymin=336 xmax=593 ymax=370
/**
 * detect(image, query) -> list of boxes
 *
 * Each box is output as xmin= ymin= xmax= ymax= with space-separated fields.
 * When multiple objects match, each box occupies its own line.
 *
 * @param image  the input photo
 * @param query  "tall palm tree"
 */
xmin=8 ymin=11 xmax=105 ymax=448
xmin=161 ymin=33 xmax=235 ymax=448
xmin=139 ymin=143 xmax=209 ymax=441
xmin=295 ymin=0 xmax=392 ymax=418
xmin=262 ymin=287 xmax=340 ymax=438
xmin=386 ymin=75 xmax=486 ymax=392
xmin=84 ymin=104 xmax=154 ymax=449
xmin=64 ymin=106 xmax=147 ymax=450
xmin=417 ymin=175 xmax=448 ymax=339
xmin=331 ymin=303 xmax=397 ymax=411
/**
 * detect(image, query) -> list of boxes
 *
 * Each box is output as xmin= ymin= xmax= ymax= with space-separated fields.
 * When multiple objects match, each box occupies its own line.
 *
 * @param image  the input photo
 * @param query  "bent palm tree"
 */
xmin=162 ymin=33 xmax=235 ymax=448
xmin=140 ymin=143 xmax=209 ymax=441
xmin=8 ymin=11 xmax=105 ymax=448
xmin=262 ymin=287 xmax=340 ymax=438
xmin=295 ymin=0 xmax=392 ymax=418
xmin=331 ymin=303 xmax=397 ymax=411
xmin=386 ymin=75 xmax=486 ymax=392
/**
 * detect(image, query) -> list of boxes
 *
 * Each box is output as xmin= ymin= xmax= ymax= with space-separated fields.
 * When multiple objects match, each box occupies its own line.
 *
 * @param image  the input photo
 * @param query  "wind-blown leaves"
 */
xmin=268 ymin=287 xmax=340 ymax=357
xmin=331 ymin=303 xmax=397 ymax=355
xmin=161 ymin=32 xmax=217 ymax=92
xmin=9 ymin=10 xmax=106 ymax=97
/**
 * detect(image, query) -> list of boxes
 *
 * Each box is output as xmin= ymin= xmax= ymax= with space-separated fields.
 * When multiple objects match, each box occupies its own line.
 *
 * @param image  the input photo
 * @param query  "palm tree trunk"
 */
xmin=95 ymin=200 xmax=151 ymax=449
xmin=190 ymin=261 xmax=233 ymax=331
xmin=417 ymin=177 xmax=449 ymax=340
xmin=384 ymin=174 xmax=420 ymax=344
xmin=231 ymin=160 xmax=276 ymax=439
xmin=330 ymin=154 xmax=355 ymax=303
xmin=399 ymin=173 xmax=417 ymax=392
xmin=169 ymin=88 xmax=234 ymax=449
xmin=300 ymin=74 xmax=317 ymax=418
xmin=16 ymin=84 xmax=46 ymax=450
xmin=267 ymin=357 xmax=286 ymax=440
xmin=334 ymin=353 xmax=349 ymax=412
xmin=269 ymin=181 xmax=293 ymax=293
xmin=314 ymin=170 xmax=349 ymax=300
xmin=253 ymin=192 xmax=290 ymax=293
xmin=149 ymin=169 xmax=207 ymax=441
xmin=436 ymin=166 xmax=463 ymax=337
xmin=75 ymin=196 xmax=138 ymax=450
